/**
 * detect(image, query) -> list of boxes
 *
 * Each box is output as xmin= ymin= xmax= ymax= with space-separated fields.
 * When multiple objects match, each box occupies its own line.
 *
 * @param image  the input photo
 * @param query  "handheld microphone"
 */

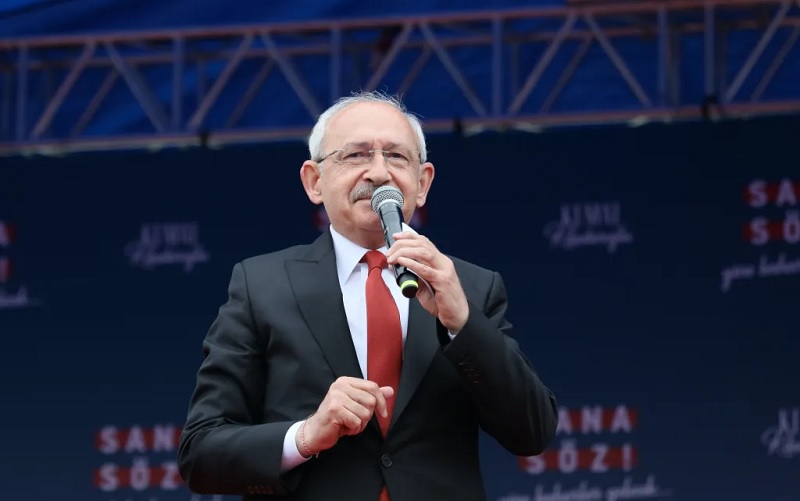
xmin=370 ymin=186 xmax=419 ymax=299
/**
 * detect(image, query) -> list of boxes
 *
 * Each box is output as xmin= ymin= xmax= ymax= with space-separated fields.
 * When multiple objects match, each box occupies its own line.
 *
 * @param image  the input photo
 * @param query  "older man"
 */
xmin=178 ymin=91 xmax=558 ymax=501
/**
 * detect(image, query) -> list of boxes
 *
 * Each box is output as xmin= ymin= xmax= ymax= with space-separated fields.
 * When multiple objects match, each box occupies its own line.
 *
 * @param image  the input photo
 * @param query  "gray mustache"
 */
xmin=349 ymin=183 xmax=378 ymax=204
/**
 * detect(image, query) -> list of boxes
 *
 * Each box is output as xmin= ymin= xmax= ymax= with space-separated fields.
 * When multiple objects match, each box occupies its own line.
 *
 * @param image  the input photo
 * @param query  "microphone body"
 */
xmin=371 ymin=186 xmax=419 ymax=298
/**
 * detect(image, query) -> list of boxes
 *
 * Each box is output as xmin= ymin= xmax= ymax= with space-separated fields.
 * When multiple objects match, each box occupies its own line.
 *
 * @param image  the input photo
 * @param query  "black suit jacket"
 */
xmin=178 ymin=229 xmax=558 ymax=501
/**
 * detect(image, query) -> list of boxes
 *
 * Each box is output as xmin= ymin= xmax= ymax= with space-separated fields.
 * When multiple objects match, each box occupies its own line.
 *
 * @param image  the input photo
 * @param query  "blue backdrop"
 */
xmin=1 ymin=114 xmax=798 ymax=500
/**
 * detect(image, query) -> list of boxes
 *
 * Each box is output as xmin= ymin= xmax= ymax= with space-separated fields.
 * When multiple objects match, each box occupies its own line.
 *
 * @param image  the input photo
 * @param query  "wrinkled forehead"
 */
xmin=324 ymin=102 xmax=417 ymax=152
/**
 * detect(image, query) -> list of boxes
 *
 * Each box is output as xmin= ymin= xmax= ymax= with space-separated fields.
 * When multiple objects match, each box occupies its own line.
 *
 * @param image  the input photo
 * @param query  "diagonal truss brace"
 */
xmin=725 ymin=0 xmax=796 ymax=102
xmin=105 ymin=42 xmax=170 ymax=133
xmin=30 ymin=41 xmax=95 ymax=139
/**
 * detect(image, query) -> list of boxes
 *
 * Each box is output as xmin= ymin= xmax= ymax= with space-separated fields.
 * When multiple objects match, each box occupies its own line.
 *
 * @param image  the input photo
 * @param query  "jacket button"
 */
xmin=380 ymin=454 xmax=393 ymax=467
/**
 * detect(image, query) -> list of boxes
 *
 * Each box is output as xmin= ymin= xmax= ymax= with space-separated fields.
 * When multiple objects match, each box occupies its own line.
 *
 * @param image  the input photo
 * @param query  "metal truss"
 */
xmin=1 ymin=0 xmax=800 ymax=155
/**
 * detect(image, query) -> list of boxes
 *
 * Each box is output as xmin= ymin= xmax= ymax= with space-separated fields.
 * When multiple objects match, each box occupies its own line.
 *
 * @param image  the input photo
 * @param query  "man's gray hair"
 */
xmin=307 ymin=91 xmax=428 ymax=164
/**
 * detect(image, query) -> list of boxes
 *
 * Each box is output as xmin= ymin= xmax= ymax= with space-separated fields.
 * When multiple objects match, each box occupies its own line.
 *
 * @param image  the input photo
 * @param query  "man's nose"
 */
xmin=364 ymin=152 xmax=391 ymax=182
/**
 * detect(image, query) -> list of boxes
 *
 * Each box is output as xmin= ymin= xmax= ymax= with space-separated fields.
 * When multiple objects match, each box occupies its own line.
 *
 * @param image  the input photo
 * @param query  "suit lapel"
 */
xmin=285 ymin=229 xmax=439 ymax=435
xmin=285 ymin=230 xmax=363 ymax=380
xmin=391 ymin=296 xmax=439 ymax=430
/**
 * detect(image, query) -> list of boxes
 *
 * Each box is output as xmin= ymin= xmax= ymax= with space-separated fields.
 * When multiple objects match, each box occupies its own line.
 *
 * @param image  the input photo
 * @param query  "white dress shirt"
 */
xmin=280 ymin=223 xmax=413 ymax=470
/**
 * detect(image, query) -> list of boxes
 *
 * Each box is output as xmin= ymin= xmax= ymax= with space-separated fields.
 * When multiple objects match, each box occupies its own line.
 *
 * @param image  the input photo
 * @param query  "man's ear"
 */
xmin=416 ymin=162 xmax=435 ymax=207
xmin=300 ymin=161 xmax=323 ymax=205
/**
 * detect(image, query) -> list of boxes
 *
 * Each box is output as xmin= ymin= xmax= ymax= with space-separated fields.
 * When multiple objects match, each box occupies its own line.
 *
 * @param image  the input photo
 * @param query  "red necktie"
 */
xmin=362 ymin=250 xmax=402 ymax=501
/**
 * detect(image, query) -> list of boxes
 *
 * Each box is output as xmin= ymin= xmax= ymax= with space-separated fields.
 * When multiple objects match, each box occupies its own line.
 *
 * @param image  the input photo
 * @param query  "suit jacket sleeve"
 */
xmin=178 ymin=262 xmax=292 ymax=496
xmin=442 ymin=270 xmax=559 ymax=456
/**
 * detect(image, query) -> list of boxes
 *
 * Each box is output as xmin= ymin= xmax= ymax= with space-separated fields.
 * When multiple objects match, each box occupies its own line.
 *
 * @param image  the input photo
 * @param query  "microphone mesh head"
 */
xmin=371 ymin=186 xmax=404 ymax=213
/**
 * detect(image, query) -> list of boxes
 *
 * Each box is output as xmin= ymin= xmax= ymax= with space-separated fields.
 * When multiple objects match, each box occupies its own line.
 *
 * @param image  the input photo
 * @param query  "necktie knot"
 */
xmin=362 ymin=250 xmax=388 ymax=272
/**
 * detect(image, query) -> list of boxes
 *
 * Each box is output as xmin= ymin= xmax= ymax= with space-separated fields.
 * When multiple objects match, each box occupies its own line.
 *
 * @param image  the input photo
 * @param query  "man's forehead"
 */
xmin=325 ymin=103 xmax=415 ymax=147
xmin=340 ymin=140 xmax=410 ymax=150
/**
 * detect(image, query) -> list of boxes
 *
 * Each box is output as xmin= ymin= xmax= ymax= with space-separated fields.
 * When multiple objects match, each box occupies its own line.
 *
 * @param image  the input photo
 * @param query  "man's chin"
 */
xmin=357 ymin=212 xmax=382 ymax=229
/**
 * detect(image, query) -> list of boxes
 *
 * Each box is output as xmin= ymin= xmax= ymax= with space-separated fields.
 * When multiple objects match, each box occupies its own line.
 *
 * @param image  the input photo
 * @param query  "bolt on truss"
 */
xmin=1 ymin=0 xmax=800 ymax=155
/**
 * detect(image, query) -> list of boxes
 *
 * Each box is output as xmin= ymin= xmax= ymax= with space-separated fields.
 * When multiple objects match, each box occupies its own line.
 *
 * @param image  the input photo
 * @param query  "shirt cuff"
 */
xmin=281 ymin=420 xmax=310 ymax=472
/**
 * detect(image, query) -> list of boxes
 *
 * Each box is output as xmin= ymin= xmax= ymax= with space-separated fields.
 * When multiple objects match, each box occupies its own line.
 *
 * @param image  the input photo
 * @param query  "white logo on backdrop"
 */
xmin=0 ymin=285 xmax=37 ymax=310
xmin=543 ymin=202 xmax=633 ymax=253
xmin=761 ymin=408 xmax=800 ymax=459
xmin=124 ymin=222 xmax=209 ymax=273
xmin=511 ymin=405 xmax=674 ymax=501
xmin=721 ymin=178 xmax=800 ymax=292
xmin=95 ymin=423 xmax=205 ymax=498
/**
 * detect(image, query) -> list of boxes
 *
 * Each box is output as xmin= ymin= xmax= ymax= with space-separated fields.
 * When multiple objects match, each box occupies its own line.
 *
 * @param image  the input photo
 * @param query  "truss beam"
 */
xmin=1 ymin=0 xmax=800 ymax=155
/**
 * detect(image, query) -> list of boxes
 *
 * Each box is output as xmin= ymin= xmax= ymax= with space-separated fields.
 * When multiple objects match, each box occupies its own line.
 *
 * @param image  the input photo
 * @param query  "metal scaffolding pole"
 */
xmin=1 ymin=0 xmax=799 ymax=155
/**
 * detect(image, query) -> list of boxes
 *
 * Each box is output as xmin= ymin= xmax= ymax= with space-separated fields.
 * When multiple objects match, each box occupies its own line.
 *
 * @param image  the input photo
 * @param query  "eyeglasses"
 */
xmin=316 ymin=148 xmax=417 ymax=169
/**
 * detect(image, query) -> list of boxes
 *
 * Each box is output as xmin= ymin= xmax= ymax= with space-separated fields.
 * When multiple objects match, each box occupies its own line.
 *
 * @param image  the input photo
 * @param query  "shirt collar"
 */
xmin=329 ymin=222 xmax=416 ymax=286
